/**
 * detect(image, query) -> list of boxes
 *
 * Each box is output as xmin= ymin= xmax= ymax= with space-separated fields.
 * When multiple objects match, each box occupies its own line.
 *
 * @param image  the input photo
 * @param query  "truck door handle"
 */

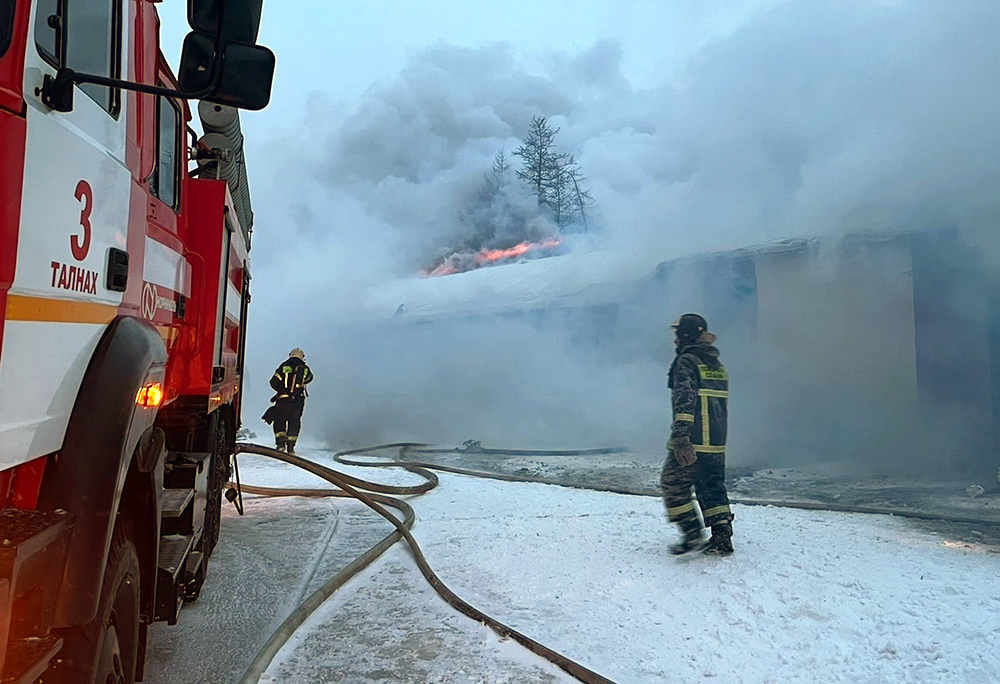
xmin=106 ymin=248 xmax=129 ymax=292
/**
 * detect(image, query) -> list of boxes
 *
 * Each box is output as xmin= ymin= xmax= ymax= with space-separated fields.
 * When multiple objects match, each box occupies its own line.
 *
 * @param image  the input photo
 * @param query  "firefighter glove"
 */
xmin=672 ymin=436 xmax=697 ymax=467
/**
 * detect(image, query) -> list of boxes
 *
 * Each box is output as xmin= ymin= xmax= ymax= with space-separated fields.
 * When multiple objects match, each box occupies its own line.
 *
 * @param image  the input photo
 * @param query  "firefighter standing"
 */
xmin=661 ymin=314 xmax=735 ymax=556
xmin=267 ymin=347 xmax=314 ymax=453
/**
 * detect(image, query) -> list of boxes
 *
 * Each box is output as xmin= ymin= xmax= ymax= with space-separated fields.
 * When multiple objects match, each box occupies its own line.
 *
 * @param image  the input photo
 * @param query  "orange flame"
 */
xmin=421 ymin=238 xmax=562 ymax=277
xmin=476 ymin=238 xmax=561 ymax=264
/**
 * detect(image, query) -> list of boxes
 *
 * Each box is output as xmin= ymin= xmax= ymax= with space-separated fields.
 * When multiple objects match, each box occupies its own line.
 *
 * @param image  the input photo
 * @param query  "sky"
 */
xmin=159 ymin=1 xmax=785 ymax=121
xmin=142 ymin=447 xmax=1000 ymax=684
xmin=155 ymin=1 xmax=1000 ymax=466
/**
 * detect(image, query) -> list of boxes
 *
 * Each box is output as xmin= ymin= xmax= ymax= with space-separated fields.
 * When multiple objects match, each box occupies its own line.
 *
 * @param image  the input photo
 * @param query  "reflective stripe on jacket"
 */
xmin=270 ymin=357 xmax=314 ymax=400
xmin=668 ymin=345 xmax=728 ymax=452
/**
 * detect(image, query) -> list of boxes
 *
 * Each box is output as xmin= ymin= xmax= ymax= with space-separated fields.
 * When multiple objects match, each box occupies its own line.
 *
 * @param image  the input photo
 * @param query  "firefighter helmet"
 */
xmin=671 ymin=313 xmax=710 ymax=344
xmin=289 ymin=347 xmax=306 ymax=360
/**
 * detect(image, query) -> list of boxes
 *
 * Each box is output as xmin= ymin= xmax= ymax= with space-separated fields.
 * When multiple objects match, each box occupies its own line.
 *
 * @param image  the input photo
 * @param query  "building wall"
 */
xmin=740 ymin=232 xmax=995 ymax=478
xmin=380 ymin=230 xmax=997 ymax=477
xmin=745 ymin=237 xmax=926 ymax=471
xmin=911 ymin=230 xmax=995 ymax=478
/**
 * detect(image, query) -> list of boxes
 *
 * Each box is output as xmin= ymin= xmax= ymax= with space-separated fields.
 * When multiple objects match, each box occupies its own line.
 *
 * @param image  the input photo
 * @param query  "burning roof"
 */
xmin=421 ymin=238 xmax=564 ymax=277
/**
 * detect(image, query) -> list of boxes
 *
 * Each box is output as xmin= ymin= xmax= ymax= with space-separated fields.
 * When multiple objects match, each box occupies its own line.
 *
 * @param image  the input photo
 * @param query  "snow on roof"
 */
xmin=349 ymin=248 xmax=663 ymax=323
xmin=346 ymin=231 xmax=920 ymax=324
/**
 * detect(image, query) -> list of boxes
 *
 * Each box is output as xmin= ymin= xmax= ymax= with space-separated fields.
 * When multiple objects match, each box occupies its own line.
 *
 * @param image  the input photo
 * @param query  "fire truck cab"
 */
xmin=0 ymin=1 xmax=273 ymax=682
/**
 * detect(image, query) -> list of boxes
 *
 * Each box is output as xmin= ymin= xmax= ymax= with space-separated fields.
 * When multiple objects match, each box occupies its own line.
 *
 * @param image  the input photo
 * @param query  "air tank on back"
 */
xmin=197 ymin=101 xmax=254 ymax=239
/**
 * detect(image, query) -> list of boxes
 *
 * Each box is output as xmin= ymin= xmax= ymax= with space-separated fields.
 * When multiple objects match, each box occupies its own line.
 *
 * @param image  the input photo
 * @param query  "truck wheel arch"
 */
xmin=36 ymin=316 xmax=167 ymax=628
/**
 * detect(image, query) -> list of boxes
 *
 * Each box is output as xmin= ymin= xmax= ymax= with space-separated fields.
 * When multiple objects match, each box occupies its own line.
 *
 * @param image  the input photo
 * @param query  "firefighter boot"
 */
xmin=669 ymin=517 xmax=707 ymax=555
xmin=702 ymin=522 xmax=734 ymax=556
xmin=275 ymin=433 xmax=287 ymax=452
xmin=285 ymin=437 xmax=296 ymax=455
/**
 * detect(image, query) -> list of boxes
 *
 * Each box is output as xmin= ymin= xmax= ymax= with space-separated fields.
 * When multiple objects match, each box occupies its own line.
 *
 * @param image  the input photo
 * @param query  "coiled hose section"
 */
xmin=234 ymin=442 xmax=617 ymax=684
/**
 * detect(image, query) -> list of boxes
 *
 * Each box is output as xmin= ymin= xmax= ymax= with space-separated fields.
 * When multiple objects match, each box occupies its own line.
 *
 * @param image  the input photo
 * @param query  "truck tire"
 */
xmin=185 ymin=413 xmax=229 ymax=602
xmin=50 ymin=526 xmax=141 ymax=684
xmin=202 ymin=413 xmax=228 ymax=560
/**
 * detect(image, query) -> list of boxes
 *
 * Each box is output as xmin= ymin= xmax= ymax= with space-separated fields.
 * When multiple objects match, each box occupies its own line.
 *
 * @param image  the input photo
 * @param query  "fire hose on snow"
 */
xmin=230 ymin=441 xmax=1000 ymax=684
xmin=232 ymin=442 xmax=617 ymax=684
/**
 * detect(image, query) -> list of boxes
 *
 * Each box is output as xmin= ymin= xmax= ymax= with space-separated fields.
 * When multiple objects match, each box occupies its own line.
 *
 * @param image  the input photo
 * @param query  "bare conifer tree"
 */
xmin=560 ymin=158 xmax=596 ymax=232
xmin=492 ymin=149 xmax=511 ymax=181
xmin=514 ymin=116 xmax=564 ymax=210
xmin=514 ymin=116 xmax=597 ymax=231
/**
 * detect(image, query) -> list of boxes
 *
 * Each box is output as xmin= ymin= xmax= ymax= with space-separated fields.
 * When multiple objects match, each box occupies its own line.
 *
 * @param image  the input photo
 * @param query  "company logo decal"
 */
xmin=142 ymin=282 xmax=178 ymax=319
xmin=141 ymin=282 xmax=157 ymax=319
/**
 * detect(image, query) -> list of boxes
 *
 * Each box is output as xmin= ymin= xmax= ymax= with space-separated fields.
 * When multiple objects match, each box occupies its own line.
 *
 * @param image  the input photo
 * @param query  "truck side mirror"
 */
xmin=40 ymin=0 xmax=274 ymax=112
xmin=189 ymin=0 xmax=264 ymax=44
xmin=178 ymin=33 xmax=275 ymax=111
xmin=180 ymin=0 xmax=274 ymax=110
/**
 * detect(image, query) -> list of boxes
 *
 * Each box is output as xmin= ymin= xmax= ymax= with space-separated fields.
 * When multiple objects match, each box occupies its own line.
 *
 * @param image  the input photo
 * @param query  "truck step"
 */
xmin=164 ymin=451 xmax=211 ymax=490
xmin=0 ymin=635 xmax=62 ymax=684
xmin=157 ymin=534 xmax=195 ymax=583
xmin=155 ymin=535 xmax=195 ymax=625
xmin=0 ymin=508 xmax=73 ymax=562
xmin=161 ymin=489 xmax=194 ymax=519
xmin=166 ymin=451 xmax=211 ymax=466
xmin=0 ymin=509 xmax=72 ymax=679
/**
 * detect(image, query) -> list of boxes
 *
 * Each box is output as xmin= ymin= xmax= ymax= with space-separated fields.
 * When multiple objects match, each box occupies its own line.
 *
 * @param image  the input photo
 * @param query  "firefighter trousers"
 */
xmin=660 ymin=450 xmax=734 ymax=528
xmin=272 ymin=398 xmax=305 ymax=447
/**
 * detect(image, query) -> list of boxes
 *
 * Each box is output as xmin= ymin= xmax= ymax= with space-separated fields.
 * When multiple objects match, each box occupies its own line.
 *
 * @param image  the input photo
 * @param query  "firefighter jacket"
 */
xmin=668 ymin=342 xmax=728 ymax=453
xmin=270 ymin=357 xmax=314 ymax=402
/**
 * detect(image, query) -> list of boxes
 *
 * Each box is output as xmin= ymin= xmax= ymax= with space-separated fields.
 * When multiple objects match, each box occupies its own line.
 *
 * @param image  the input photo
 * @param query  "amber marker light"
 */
xmin=136 ymin=382 xmax=164 ymax=408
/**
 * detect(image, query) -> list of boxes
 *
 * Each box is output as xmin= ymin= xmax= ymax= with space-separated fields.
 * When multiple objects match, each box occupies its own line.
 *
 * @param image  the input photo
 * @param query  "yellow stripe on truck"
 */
xmin=6 ymin=294 xmax=118 ymax=324
xmin=154 ymin=326 xmax=178 ymax=343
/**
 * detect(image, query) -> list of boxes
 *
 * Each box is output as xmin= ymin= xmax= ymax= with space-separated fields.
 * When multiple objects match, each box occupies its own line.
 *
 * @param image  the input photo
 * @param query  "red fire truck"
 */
xmin=0 ymin=1 xmax=273 ymax=682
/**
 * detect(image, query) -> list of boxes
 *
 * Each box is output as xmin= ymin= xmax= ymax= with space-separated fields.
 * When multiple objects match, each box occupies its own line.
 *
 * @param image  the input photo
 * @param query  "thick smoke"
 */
xmin=243 ymin=1 xmax=1000 ymax=480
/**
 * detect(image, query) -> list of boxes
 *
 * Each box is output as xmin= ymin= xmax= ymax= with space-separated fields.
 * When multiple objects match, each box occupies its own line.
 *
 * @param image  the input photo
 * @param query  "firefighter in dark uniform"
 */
xmin=661 ymin=314 xmax=735 ymax=556
xmin=267 ymin=347 xmax=314 ymax=453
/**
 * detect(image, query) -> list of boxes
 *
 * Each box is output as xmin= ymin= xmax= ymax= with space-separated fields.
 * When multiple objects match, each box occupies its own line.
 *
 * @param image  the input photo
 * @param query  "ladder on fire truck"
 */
xmin=0 ymin=509 xmax=72 ymax=684
xmin=156 ymin=449 xmax=212 ymax=626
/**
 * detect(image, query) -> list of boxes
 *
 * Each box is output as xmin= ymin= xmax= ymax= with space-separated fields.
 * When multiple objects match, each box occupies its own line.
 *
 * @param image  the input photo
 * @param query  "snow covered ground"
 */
xmin=145 ymin=447 xmax=1000 ymax=683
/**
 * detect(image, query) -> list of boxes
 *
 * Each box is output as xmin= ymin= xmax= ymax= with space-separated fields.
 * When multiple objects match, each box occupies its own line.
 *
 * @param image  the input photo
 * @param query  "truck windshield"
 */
xmin=0 ymin=0 xmax=14 ymax=59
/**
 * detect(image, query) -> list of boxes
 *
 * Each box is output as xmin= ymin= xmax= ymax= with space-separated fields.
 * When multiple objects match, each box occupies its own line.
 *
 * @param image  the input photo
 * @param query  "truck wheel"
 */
xmin=186 ymin=414 xmax=229 ymax=602
xmin=93 ymin=529 xmax=141 ymax=684
xmin=203 ymin=413 xmax=229 ymax=559
xmin=52 ymin=527 xmax=141 ymax=684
